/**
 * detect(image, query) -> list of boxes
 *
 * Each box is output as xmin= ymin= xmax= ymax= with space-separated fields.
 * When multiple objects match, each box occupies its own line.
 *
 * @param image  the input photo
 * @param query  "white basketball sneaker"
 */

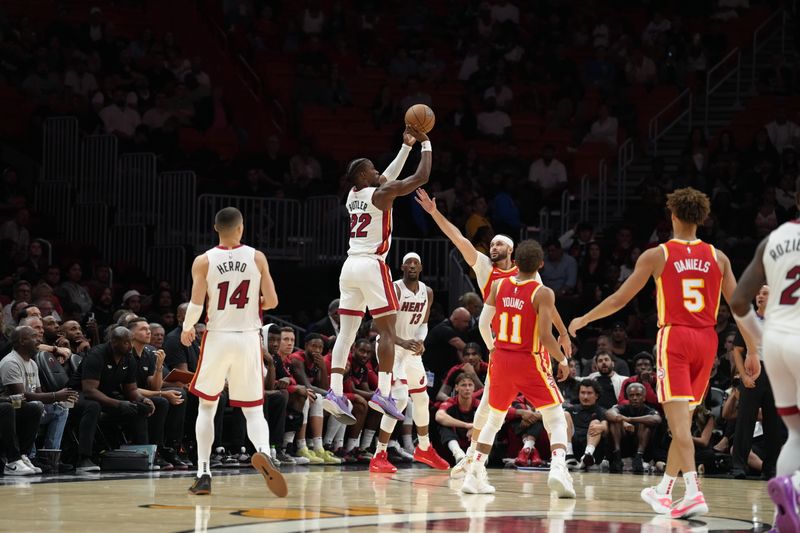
xmin=640 ymin=486 xmax=673 ymax=514
xmin=451 ymin=453 xmax=470 ymax=479
xmin=548 ymin=461 xmax=576 ymax=499
xmin=461 ymin=462 xmax=495 ymax=494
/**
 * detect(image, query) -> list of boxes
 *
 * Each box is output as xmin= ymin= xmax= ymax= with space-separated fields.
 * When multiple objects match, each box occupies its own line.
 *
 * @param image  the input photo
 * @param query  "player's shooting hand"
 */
xmin=402 ymin=126 xmax=418 ymax=146
xmin=414 ymin=188 xmax=437 ymax=214
xmin=181 ymin=329 xmax=196 ymax=347
xmin=744 ymin=352 xmax=761 ymax=381
xmin=568 ymin=316 xmax=588 ymax=337
xmin=406 ymin=125 xmax=429 ymax=142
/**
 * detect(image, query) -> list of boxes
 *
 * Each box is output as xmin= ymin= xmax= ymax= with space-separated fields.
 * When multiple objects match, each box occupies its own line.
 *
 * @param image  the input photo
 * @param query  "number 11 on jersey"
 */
xmin=497 ymin=312 xmax=522 ymax=344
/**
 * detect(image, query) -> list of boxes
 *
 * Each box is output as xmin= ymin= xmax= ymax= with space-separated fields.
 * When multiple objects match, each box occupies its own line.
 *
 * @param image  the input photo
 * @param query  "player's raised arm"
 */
xmin=372 ymin=128 xmax=431 ymax=210
xmin=255 ymin=250 xmax=278 ymax=311
xmin=415 ymin=188 xmax=478 ymax=266
xmin=378 ymin=127 xmax=416 ymax=184
xmin=181 ymin=254 xmax=209 ymax=346
xmin=568 ymin=247 xmax=661 ymax=337
xmin=721 ymin=244 xmax=764 ymax=379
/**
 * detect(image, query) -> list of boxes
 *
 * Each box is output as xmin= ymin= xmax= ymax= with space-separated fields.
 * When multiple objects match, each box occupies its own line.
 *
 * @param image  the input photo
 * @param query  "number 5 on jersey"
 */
xmin=681 ymin=279 xmax=705 ymax=313
xmin=497 ymin=312 xmax=523 ymax=344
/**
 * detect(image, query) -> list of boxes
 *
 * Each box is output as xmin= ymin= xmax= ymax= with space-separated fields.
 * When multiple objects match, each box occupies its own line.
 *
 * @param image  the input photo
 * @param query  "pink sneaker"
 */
xmin=640 ymin=486 xmax=672 ymax=514
xmin=670 ymin=492 xmax=709 ymax=519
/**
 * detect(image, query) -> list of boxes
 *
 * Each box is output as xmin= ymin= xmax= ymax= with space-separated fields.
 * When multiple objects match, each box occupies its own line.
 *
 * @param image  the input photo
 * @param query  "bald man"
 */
xmin=423 ymin=307 xmax=474 ymax=391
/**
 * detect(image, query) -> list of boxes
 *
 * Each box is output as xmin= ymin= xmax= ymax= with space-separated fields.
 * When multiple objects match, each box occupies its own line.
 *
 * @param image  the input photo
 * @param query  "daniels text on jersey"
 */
xmin=767 ymin=237 xmax=800 ymax=261
xmin=348 ymin=200 xmax=369 ymax=212
xmin=400 ymin=301 xmax=425 ymax=313
xmin=501 ymin=296 xmax=525 ymax=310
xmin=216 ymin=261 xmax=248 ymax=276
xmin=673 ymin=258 xmax=711 ymax=274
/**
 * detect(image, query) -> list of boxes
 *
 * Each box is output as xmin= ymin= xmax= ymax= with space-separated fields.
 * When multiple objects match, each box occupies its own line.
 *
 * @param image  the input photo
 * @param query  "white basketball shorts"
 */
xmin=763 ymin=328 xmax=800 ymax=416
xmin=338 ymin=256 xmax=399 ymax=319
xmin=189 ymin=330 xmax=264 ymax=407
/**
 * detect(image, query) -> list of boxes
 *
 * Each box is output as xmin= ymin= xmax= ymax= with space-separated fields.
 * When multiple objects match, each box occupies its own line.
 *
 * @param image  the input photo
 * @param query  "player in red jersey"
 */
xmin=461 ymin=240 xmax=575 ymax=498
xmin=569 ymin=188 xmax=760 ymax=519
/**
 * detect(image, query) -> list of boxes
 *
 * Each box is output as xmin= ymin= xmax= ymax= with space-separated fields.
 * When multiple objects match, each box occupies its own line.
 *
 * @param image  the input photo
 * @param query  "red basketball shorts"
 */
xmin=487 ymin=349 xmax=563 ymax=412
xmin=655 ymin=325 xmax=718 ymax=406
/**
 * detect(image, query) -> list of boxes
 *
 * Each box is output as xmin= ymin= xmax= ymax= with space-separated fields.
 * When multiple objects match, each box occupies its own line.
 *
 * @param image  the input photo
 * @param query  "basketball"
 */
xmin=405 ymin=104 xmax=436 ymax=133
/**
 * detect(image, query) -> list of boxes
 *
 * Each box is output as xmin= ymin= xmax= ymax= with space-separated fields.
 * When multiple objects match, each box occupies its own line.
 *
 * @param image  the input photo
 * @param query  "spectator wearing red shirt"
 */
xmin=276 ymin=327 xmax=317 ymax=465
xmin=344 ymin=339 xmax=384 ymax=455
xmin=435 ymin=373 xmax=480 ymax=463
xmin=436 ymin=342 xmax=488 ymax=403
xmin=617 ymin=352 xmax=660 ymax=410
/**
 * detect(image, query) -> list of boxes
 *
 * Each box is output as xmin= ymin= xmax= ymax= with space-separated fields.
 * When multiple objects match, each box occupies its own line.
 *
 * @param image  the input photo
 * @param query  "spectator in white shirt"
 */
xmin=583 ymin=103 xmax=619 ymax=148
xmin=483 ymin=76 xmax=513 ymax=110
xmin=765 ymin=108 xmax=800 ymax=154
xmin=476 ymin=98 xmax=511 ymax=139
xmin=641 ymin=12 xmax=671 ymax=46
xmin=625 ymin=49 xmax=657 ymax=85
xmin=142 ymin=93 xmax=173 ymax=130
xmin=529 ymin=145 xmax=568 ymax=195
xmin=100 ymin=90 xmax=141 ymax=138
xmin=491 ymin=0 xmax=519 ymax=25
xmin=64 ymin=61 xmax=98 ymax=97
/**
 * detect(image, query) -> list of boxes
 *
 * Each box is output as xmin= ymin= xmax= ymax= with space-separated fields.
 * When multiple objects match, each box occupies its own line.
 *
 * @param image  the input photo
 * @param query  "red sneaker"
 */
xmin=514 ymin=447 xmax=531 ymax=467
xmin=530 ymin=447 xmax=543 ymax=467
xmin=413 ymin=446 xmax=450 ymax=470
xmin=369 ymin=451 xmax=397 ymax=473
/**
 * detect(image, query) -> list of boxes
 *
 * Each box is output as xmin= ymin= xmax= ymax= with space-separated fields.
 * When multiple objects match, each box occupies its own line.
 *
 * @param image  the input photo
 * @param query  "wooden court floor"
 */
xmin=0 ymin=466 xmax=774 ymax=532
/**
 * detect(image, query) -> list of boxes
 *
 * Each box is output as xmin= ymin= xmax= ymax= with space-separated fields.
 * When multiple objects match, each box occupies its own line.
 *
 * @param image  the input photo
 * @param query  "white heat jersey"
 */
xmin=346 ymin=186 xmax=391 ymax=260
xmin=763 ymin=220 xmax=800 ymax=334
xmin=204 ymin=245 xmax=263 ymax=332
xmin=394 ymin=279 xmax=429 ymax=342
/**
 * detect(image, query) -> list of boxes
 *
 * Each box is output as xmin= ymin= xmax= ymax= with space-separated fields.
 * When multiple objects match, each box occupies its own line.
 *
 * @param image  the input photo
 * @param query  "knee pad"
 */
xmin=410 ymin=392 xmax=430 ymax=427
xmin=477 ymin=408 xmax=506 ymax=446
xmin=472 ymin=396 xmax=490 ymax=430
xmin=309 ymin=394 xmax=324 ymax=417
xmin=302 ymin=398 xmax=310 ymax=422
xmin=540 ymin=404 xmax=568 ymax=447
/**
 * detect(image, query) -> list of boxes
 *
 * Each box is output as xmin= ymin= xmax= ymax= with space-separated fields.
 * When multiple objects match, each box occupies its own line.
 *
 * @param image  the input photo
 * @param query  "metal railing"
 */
xmin=447 ymin=248 xmax=478 ymax=311
xmin=648 ymin=89 xmax=693 ymax=157
xmin=42 ymin=117 xmax=79 ymax=181
xmin=751 ymin=9 xmax=788 ymax=93
xmin=387 ymin=238 xmax=452 ymax=291
xmin=104 ymin=225 xmax=146 ymax=265
xmin=578 ymin=158 xmax=608 ymax=228
xmin=68 ymin=203 xmax=108 ymax=246
xmin=156 ymin=171 xmax=197 ymax=245
xmin=79 ymin=134 xmax=118 ymax=202
xmin=597 ymin=159 xmax=608 ymax=228
xmin=303 ymin=195 xmax=348 ymax=266
xmin=616 ymin=138 xmax=635 ymax=213
xmin=34 ymin=180 xmax=73 ymax=239
xmin=559 ymin=188 xmax=571 ymax=237
xmin=147 ymin=245 xmax=189 ymax=292
xmin=115 ymin=153 xmax=158 ymax=226
xmin=705 ymin=47 xmax=742 ymax=129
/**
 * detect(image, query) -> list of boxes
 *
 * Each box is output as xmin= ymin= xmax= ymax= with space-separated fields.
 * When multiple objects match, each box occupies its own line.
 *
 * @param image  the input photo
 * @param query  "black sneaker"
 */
xmin=632 ymin=453 xmax=645 ymax=474
xmin=76 ymin=457 xmax=100 ymax=473
xmin=580 ymin=452 xmax=595 ymax=470
xmin=387 ymin=446 xmax=412 ymax=464
xmin=609 ymin=451 xmax=623 ymax=473
xmin=154 ymin=453 xmax=174 ymax=471
xmin=189 ymin=474 xmax=212 ymax=495
xmin=566 ymin=454 xmax=579 ymax=471
xmin=160 ymin=448 xmax=189 ymax=470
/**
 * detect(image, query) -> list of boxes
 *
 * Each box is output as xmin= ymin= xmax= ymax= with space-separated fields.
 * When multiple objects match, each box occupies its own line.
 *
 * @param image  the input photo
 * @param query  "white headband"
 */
xmin=403 ymin=252 xmax=421 ymax=264
xmin=491 ymin=235 xmax=514 ymax=248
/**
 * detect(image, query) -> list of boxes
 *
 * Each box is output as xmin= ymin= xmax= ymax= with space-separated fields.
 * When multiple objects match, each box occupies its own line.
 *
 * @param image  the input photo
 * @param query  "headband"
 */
xmin=491 ymin=235 xmax=514 ymax=248
xmin=403 ymin=252 xmax=421 ymax=264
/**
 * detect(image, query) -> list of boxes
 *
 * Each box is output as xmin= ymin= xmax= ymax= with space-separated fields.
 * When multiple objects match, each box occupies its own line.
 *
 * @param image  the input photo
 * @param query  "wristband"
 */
xmin=558 ymin=358 xmax=569 ymax=366
xmin=421 ymin=140 xmax=432 ymax=152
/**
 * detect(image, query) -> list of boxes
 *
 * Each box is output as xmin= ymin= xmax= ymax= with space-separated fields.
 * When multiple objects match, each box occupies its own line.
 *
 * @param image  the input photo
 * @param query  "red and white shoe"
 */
xmin=640 ymin=486 xmax=672 ymax=514
xmin=670 ymin=492 xmax=708 ymax=519
xmin=514 ymin=447 xmax=531 ymax=467
xmin=413 ymin=446 xmax=449 ymax=470
xmin=530 ymin=447 xmax=543 ymax=467
xmin=369 ymin=451 xmax=397 ymax=474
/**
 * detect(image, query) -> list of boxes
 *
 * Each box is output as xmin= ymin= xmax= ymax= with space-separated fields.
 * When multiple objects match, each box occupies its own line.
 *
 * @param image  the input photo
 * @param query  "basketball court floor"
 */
xmin=1 ymin=465 xmax=774 ymax=532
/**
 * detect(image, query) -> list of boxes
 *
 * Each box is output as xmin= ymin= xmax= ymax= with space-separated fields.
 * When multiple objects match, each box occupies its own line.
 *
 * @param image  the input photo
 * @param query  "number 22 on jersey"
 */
xmin=497 ymin=312 xmax=523 ymax=344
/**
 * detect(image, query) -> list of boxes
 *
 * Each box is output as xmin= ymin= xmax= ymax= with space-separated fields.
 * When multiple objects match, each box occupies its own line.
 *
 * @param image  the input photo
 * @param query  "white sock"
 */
xmin=566 ymin=442 xmax=573 ymax=455
xmin=523 ymin=439 xmax=535 ymax=451
xmin=241 ymin=406 xmax=271 ymax=455
xmin=312 ymin=437 xmax=324 ymax=452
xmin=552 ymin=448 xmax=566 ymax=464
xmin=346 ymin=437 xmax=359 ymax=452
xmin=657 ymin=474 xmax=676 ymax=496
xmin=297 ymin=440 xmax=308 ymax=451
xmin=466 ymin=444 xmax=477 ymax=458
xmin=584 ymin=444 xmax=596 ymax=456
xmin=195 ymin=399 xmax=218 ymax=477
xmin=376 ymin=441 xmax=388 ymax=453
xmin=324 ymin=417 xmax=342 ymax=446
xmin=402 ymin=434 xmax=414 ymax=450
xmin=330 ymin=373 xmax=344 ymax=396
xmin=334 ymin=436 xmax=345 ymax=450
xmin=378 ymin=371 xmax=391 ymax=393
xmin=683 ymin=471 xmax=700 ymax=497
xmin=474 ymin=451 xmax=488 ymax=465
xmin=418 ymin=434 xmax=430 ymax=451
xmin=448 ymin=440 xmax=464 ymax=458
xmin=360 ymin=429 xmax=376 ymax=449
xmin=283 ymin=431 xmax=295 ymax=446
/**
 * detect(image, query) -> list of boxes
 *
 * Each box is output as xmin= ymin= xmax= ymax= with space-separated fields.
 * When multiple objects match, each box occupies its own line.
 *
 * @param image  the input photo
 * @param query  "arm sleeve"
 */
xmin=381 ymin=144 xmax=412 ymax=182
xmin=479 ymin=303 xmax=496 ymax=349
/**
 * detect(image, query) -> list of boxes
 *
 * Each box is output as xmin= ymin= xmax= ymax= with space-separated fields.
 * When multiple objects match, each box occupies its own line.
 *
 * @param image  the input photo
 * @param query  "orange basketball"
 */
xmin=404 ymin=104 xmax=435 ymax=133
